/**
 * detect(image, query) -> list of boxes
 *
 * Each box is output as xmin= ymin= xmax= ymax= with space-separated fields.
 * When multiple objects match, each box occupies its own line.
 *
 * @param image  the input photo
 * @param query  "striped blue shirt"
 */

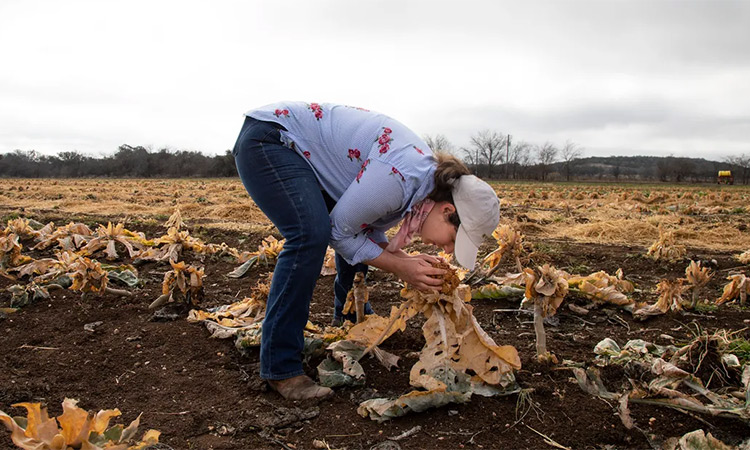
xmin=246 ymin=101 xmax=436 ymax=265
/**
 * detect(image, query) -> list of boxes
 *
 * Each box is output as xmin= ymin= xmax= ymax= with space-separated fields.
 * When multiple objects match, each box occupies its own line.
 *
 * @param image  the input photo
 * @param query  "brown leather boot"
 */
xmin=267 ymin=375 xmax=333 ymax=401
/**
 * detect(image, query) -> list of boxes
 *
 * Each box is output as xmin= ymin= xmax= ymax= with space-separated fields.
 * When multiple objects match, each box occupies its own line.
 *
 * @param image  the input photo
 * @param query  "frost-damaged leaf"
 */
xmin=150 ymin=260 xmax=204 ymax=309
xmin=735 ymin=250 xmax=750 ymax=265
xmin=471 ymin=283 xmax=525 ymax=300
xmin=102 ymin=264 xmax=139 ymax=287
xmin=188 ymin=297 xmax=266 ymax=337
xmin=716 ymin=273 xmax=750 ymax=306
xmin=593 ymin=338 xmax=677 ymax=365
xmin=164 ymin=208 xmax=185 ymax=230
xmin=8 ymin=282 xmax=50 ymax=308
xmin=399 ymin=269 xmax=521 ymax=390
xmin=0 ymin=234 xmax=32 ymax=271
xmin=4 ymin=218 xmax=41 ymax=240
xmin=663 ymin=429 xmax=737 ymax=450
xmin=582 ymin=335 xmax=750 ymax=424
xmin=522 ymin=264 xmax=569 ymax=361
xmin=318 ymin=358 xmax=364 ymax=388
xmin=35 ymin=222 xmax=93 ymax=251
xmin=358 ymin=389 xmax=471 ymax=423
xmin=567 ymin=269 xmax=634 ymax=307
xmin=481 ymin=224 xmax=525 ymax=275
xmin=685 ymin=260 xmax=713 ymax=308
xmin=317 ymin=340 xmax=367 ymax=387
xmin=67 ymin=256 xmax=110 ymax=295
xmin=80 ymin=222 xmax=144 ymax=260
xmin=647 ymin=224 xmax=686 ymax=261
xmin=227 ymin=235 xmax=284 ymax=278
xmin=409 ymin=292 xmax=520 ymax=389
xmin=320 ymin=246 xmax=337 ymax=276
xmin=634 ymin=279 xmax=686 ymax=319
xmin=342 ymin=272 xmax=369 ymax=323
xmin=8 ymin=258 xmax=61 ymax=279
xmin=187 ymin=274 xmax=270 ymax=333
xmin=346 ymin=303 xmax=420 ymax=347
xmin=0 ymin=399 xmax=159 ymax=450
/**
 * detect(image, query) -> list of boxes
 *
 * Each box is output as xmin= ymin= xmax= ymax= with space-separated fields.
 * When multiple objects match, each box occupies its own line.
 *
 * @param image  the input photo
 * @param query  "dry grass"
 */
xmin=2 ymin=179 xmax=750 ymax=251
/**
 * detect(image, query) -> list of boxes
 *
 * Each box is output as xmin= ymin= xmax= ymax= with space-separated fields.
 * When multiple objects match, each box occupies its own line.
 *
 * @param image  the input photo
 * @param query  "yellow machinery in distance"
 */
xmin=718 ymin=170 xmax=734 ymax=185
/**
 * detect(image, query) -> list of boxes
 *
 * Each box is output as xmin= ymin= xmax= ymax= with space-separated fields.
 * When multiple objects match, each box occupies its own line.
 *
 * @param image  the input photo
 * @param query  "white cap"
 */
xmin=452 ymin=175 xmax=500 ymax=269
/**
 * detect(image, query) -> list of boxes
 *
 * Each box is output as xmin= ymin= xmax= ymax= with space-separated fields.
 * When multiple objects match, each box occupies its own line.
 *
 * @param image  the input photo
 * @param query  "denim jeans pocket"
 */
xmin=232 ymin=117 xmax=284 ymax=157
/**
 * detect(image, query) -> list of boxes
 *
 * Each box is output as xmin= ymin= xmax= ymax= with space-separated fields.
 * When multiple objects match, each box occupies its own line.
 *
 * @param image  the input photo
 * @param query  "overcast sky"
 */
xmin=1 ymin=0 xmax=748 ymax=160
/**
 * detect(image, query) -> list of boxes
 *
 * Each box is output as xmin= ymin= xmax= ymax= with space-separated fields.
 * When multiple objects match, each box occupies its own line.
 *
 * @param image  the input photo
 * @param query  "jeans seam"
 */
xmin=258 ymin=140 xmax=307 ymax=379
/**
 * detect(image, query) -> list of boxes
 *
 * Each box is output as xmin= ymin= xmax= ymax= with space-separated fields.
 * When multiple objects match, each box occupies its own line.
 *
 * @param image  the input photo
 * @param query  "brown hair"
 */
xmin=428 ymin=153 xmax=471 ymax=227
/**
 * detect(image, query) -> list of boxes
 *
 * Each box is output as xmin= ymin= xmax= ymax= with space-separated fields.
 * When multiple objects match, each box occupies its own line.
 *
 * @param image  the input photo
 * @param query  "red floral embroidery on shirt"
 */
xmin=355 ymin=159 xmax=370 ymax=183
xmin=359 ymin=223 xmax=374 ymax=235
xmin=303 ymin=151 xmax=311 ymax=159
xmin=347 ymin=148 xmax=361 ymax=162
xmin=308 ymin=103 xmax=323 ymax=120
xmin=376 ymin=127 xmax=392 ymax=155
xmin=274 ymin=109 xmax=289 ymax=118
xmin=413 ymin=145 xmax=424 ymax=155
xmin=390 ymin=166 xmax=406 ymax=182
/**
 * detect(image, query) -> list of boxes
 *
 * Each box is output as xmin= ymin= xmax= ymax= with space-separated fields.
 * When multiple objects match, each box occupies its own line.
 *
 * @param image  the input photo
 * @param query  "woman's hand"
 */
xmin=394 ymin=256 xmax=446 ymax=292
xmin=407 ymin=252 xmax=445 ymax=266
xmin=367 ymin=249 xmax=446 ymax=292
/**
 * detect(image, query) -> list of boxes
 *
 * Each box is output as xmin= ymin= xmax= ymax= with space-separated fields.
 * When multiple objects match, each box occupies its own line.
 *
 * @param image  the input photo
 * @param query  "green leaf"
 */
xmin=106 ymin=269 xmax=139 ymax=287
xmin=227 ymin=257 xmax=258 ymax=278
xmin=102 ymin=424 xmax=124 ymax=442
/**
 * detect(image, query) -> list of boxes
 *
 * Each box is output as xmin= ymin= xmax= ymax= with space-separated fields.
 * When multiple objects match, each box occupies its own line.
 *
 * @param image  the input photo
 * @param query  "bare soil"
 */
xmin=2 ymin=213 xmax=750 ymax=449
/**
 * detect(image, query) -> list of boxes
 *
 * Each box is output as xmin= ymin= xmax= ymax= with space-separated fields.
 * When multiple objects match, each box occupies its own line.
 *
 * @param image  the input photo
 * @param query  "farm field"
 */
xmin=1 ymin=178 xmax=750 ymax=449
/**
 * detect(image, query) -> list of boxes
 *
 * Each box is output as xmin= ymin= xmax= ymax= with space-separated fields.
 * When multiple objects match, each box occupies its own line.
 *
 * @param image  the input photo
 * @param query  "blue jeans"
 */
xmin=233 ymin=116 xmax=371 ymax=380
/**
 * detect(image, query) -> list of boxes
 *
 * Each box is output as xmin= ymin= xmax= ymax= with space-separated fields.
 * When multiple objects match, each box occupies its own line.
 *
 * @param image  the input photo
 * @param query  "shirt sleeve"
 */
xmin=329 ymin=158 xmax=405 ymax=265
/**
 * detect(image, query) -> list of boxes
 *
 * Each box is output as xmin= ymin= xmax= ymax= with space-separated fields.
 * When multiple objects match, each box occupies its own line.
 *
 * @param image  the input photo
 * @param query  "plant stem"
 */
xmin=106 ymin=287 xmax=132 ymax=297
xmin=534 ymin=298 xmax=547 ymax=357
xmin=691 ymin=289 xmax=698 ymax=309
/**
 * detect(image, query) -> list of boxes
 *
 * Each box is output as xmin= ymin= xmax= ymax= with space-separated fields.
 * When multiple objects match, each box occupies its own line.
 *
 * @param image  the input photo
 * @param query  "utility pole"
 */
xmin=505 ymin=135 xmax=511 ymax=179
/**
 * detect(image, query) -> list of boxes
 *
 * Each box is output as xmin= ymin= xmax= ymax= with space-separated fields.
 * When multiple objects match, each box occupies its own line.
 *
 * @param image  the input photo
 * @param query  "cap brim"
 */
xmin=454 ymin=225 xmax=479 ymax=269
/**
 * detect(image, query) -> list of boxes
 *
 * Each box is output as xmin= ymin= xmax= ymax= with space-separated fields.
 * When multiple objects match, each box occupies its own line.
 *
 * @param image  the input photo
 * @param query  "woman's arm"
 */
xmin=365 ymin=248 xmax=445 ymax=292
xmin=330 ymin=159 xmax=445 ymax=291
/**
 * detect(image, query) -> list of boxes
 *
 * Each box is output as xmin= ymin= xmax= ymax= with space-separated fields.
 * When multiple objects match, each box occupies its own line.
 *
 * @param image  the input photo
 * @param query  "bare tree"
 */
xmin=559 ymin=140 xmax=583 ymax=182
xmin=508 ymin=141 xmax=532 ymax=179
xmin=536 ymin=142 xmax=558 ymax=181
xmin=725 ymin=154 xmax=750 ymax=185
xmin=611 ymin=162 xmax=621 ymax=180
xmin=461 ymin=146 xmax=480 ymax=175
xmin=469 ymin=130 xmax=506 ymax=179
xmin=423 ymin=134 xmax=454 ymax=155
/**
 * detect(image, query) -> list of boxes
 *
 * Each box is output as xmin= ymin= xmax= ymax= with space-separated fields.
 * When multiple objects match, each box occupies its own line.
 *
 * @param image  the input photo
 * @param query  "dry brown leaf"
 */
xmin=481 ymin=225 xmax=525 ymax=274
xmin=0 ymin=398 xmax=159 ymax=450
xmin=634 ymin=279 xmax=686 ymax=318
xmin=69 ymin=256 xmax=109 ymax=294
xmin=33 ymin=222 xmax=92 ymax=251
xmin=716 ymin=273 xmax=750 ymax=305
xmin=164 ymin=208 xmax=185 ymax=230
xmin=346 ymin=303 xmax=420 ymax=347
xmin=80 ymin=222 xmax=143 ymax=260
xmin=321 ymin=247 xmax=337 ymax=276
xmin=735 ymin=250 xmax=750 ymax=264
xmin=401 ymin=283 xmax=520 ymax=390
xmin=647 ymin=225 xmax=686 ymax=261
xmin=0 ymin=234 xmax=32 ymax=270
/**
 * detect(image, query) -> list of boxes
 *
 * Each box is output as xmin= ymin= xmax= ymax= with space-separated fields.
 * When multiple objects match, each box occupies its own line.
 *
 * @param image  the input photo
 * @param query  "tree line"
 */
xmin=1 ymin=137 xmax=748 ymax=184
xmin=424 ymin=131 xmax=750 ymax=184
xmin=0 ymin=145 xmax=236 ymax=178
